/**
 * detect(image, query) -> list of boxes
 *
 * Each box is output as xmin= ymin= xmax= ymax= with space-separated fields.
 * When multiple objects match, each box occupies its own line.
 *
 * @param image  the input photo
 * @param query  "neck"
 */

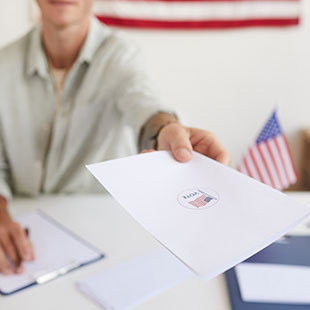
xmin=42 ymin=18 xmax=90 ymax=70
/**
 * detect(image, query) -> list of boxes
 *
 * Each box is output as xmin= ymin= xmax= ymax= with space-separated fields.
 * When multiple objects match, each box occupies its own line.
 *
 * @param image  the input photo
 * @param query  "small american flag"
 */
xmin=238 ymin=111 xmax=297 ymax=191
xmin=189 ymin=194 xmax=215 ymax=208
xmin=93 ymin=0 xmax=300 ymax=30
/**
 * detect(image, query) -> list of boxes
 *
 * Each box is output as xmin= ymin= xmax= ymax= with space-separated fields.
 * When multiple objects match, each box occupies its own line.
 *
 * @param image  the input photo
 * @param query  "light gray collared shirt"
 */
xmin=0 ymin=18 xmax=169 ymax=200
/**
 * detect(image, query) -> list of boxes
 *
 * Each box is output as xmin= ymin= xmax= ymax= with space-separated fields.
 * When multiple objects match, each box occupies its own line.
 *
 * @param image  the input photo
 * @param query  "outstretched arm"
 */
xmin=139 ymin=112 xmax=231 ymax=165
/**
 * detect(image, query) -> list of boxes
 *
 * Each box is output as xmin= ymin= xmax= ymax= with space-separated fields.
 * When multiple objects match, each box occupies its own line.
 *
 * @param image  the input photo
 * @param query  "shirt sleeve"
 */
xmin=114 ymin=40 xmax=176 ymax=144
xmin=0 ymin=132 xmax=12 ymax=201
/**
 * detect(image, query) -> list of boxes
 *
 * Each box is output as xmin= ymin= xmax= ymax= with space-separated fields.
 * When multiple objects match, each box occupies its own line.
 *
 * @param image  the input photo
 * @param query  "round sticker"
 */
xmin=177 ymin=188 xmax=219 ymax=210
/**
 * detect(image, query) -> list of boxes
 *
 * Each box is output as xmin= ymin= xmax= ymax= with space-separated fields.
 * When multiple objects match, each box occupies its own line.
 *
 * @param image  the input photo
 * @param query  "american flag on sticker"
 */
xmin=238 ymin=111 xmax=298 ymax=191
xmin=93 ymin=0 xmax=301 ymax=30
xmin=189 ymin=194 xmax=216 ymax=208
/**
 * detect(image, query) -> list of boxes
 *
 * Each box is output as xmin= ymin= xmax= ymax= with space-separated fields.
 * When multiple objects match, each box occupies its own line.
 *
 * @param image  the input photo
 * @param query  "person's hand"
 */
xmin=157 ymin=123 xmax=231 ymax=165
xmin=0 ymin=198 xmax=34 ymax=275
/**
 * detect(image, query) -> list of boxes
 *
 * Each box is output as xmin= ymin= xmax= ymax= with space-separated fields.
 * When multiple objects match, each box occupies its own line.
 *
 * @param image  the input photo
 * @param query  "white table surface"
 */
xmin=1 ymin=192 xmax=310 ymax=310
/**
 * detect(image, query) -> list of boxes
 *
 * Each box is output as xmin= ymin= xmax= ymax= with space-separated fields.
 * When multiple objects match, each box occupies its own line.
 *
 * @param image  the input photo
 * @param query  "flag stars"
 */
xmin=256 ymin=112 xmax=282 ymax=144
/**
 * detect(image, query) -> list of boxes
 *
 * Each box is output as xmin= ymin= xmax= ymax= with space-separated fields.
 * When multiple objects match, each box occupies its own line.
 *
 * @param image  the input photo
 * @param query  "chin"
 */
xmin=46 ymin=13 xmax=83 ymax=28
xmin=53 ymin=18 xmax=77 ymax=28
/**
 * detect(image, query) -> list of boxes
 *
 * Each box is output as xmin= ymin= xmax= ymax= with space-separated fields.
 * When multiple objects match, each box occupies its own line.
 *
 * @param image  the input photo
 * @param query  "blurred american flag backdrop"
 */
xmin=93 ymin=0 xmax=301 ymax=29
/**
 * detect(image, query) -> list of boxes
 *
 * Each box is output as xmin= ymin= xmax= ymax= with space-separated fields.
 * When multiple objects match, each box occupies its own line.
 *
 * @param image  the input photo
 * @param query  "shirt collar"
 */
xmin=75 ymin=17 xmax=109 ymax=65
xmin=26 ymin=25 xmax=49 ymax=78
xmin=26 ymin=17 xmax=110 ymax=77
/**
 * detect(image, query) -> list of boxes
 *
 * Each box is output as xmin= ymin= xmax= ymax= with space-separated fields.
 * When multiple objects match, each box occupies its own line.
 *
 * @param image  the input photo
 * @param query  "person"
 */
xmin=0 ymin=0 xmax=230 ymax=275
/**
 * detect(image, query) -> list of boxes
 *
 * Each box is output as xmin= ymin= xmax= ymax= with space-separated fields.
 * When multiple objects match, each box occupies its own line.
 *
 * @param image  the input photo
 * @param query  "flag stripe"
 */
xmin=277 ymin=135 xmax=297 ymax=183
xmin=265 ymin=141 xmax=284 ymax=189
xmin=282 ymin=135 xmax=298 ymax=180
xmin=115 ymin=0 xmax=300 ymax=2
xmin=239 ymin=162 xmax=248 ymax=175
xmin=245 ymin=152 xmax=261 ymax=180
xmin=94 ymin=0 xmax=299 ymax=21
xmin=251 ymin=146 xmax=273 ymax=186
xmin=189 ymin=194 xmax=208 ymax=207
xmin=249 ymin=148 xmax=264 ymax=183
xmin=274 ymin=135 xmax=291 ymax=185
xmin=260 ymin=142 xmax=283 ymax=189
xmin=243 ymin=154 xmax=254 ymax=178
xmin=94 ymin=0 xmax=300 ymax=29
xmin=96 ymin=16 xmax=299 ymax=28
xmin=257 ymin=144 xmax=277 ymax=189
xmin=268 ymin=138 xmax=290 ymax=188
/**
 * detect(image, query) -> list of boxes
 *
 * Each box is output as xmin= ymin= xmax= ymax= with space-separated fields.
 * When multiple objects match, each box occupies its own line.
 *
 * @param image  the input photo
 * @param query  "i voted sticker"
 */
xmin=177 ymin=188 xmax=219 ymax=210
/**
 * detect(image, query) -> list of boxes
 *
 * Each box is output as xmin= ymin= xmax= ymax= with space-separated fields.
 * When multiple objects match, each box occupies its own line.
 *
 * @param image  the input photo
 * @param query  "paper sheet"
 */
xmin=78 ymin=248 xmax=193 ymax=309
xmin=0 ymin=211 xmax=102 ymax=295
xmin=87 ymin=151 xmax=310 ymax=281
xmin=236 ymin=263 xmax=310 ymax=304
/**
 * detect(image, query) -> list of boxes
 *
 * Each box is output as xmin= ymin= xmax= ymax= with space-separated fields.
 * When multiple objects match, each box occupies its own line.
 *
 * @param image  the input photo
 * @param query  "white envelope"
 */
xmin=235 ymin=262 xmax=310 ymax=304
xmin=78 ymin=248 xmax=193 ymax=309
xmin=87 ymin=151 xmax=310 ymax=281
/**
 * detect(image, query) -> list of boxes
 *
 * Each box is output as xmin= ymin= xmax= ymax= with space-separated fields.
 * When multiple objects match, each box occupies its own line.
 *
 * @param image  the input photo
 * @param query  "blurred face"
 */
xmin=36 ymin=0 xmax=94 ymax=28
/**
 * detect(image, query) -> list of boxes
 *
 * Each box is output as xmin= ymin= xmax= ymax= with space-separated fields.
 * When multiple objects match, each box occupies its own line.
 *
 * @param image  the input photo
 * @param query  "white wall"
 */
xmin=0 ymin=0 xmax=33 ymax=48
xmin=0 ymin=1 xmax=309 ymax=180
xmin=122 ymin=1 xmax=310 ymax=173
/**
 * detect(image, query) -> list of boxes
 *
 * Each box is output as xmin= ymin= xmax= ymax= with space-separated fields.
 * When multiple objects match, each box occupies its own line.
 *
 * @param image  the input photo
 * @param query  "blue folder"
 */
xmin=225 ymin=235 xmax=310 ymax=310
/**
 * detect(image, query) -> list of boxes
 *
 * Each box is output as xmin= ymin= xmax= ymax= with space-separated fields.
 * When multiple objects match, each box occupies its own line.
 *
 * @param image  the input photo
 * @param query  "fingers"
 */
xmin=0 ymin=231 xmax=23 ymax=274
xmin=147 ymin=122 xmax=230 ymax=165
xmin=157 ymin=123 xmax=193 ymax=162
xmin=207 ymin=137 xmax=231 ymax=166
xmin=140 ymin=149 xmax=156 ymax=154
xmin=0 ymin=222 xmax=34 ymax=275
xmin=0 ymin=246 xmax=13 ymax=275
xmin=215 ymin=151 xmax=231 ymax=166
xmin=10 ymin=224 xmax=34 ymax=262
xmin=190 ymin=128 xmax=231 ymax=166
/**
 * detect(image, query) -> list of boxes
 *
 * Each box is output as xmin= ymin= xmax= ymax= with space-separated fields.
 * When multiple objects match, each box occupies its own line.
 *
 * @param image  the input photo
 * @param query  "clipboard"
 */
xmin=225 ymin=235 xmax=310 ymax=310
xmin=0 ymin=210 xmax=104 ymax=296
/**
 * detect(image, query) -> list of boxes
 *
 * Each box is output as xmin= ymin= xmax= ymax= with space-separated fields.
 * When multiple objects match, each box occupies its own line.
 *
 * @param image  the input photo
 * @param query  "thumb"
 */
xmin=158 ymin=124 xmax=193 ymax=162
